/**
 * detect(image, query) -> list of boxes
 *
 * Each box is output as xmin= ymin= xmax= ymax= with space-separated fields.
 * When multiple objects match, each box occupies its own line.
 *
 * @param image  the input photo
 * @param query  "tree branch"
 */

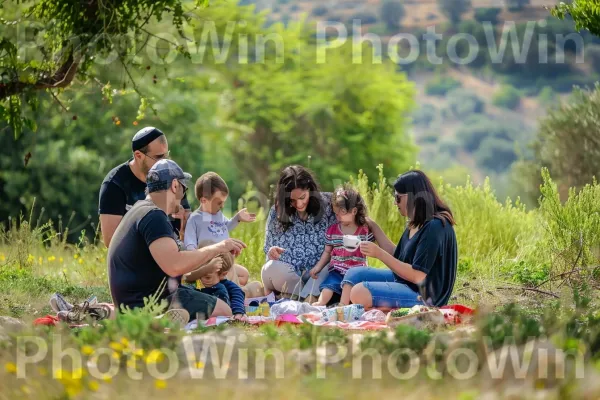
xmin=496 ymin=286 xmax=559 ymax=299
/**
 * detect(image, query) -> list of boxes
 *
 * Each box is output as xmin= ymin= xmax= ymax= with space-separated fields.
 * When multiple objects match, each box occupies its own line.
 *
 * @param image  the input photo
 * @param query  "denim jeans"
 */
xmin=319 ymin=270 xmax=344 ymax=294
xmin=341 ymin=267 xmax=421 ymax=308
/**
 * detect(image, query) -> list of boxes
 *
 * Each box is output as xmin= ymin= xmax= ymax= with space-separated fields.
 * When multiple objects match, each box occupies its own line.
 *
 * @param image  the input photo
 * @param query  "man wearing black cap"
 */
xmin=99 ymin=127 xmax=190 ymax=248
xmin=108 ymin=159 xmax=246 ymax=320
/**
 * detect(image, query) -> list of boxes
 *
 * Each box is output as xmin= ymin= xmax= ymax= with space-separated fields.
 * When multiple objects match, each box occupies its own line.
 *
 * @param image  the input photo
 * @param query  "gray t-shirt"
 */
xmin=183 ymin=210 xmax=239 ymax=250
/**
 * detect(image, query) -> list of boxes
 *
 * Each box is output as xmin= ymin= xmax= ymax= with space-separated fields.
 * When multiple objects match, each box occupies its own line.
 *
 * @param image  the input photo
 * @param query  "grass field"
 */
xmin=1 ymin=166 xmax=600 ymax=399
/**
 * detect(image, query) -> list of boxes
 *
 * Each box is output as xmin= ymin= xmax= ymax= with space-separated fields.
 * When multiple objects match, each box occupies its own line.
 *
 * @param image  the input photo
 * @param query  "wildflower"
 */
xmin=133 ymin=348 xmax=144 ymax=357
xmin=109 ymin=342 xmax=124 ymax=352
xmin=27 ymin=254 xmax=34 ymax=262
xmin=145 ymin=349 xmax=164 ymax=365
xmin=78 ymin=258 xmax=83 ymax=265
xmin=59 ymin=257 xmax=64 ymax=263
xmin=38 ymin=256 xmax=43 ymax=264
xmin=5 ymin=362 xmax=17 ymax=374
xmin=81 ymin=345 xmax=94 ymax=356
xmin=120 ymin=337 xmax=130 ymax=347
xmin=101 ymin=374 xmax=112 ymax=383
xmin=154 ymin=379 xmax=167 ymax=390
xmin=196 ymin=361 xmax=205 ymax=369
xmin=48 ymin=256 xmax=56 ymax=262
xmin=0 ymin=253 xmax=6 ymax=262
xmin=116 ymin=120 xmax=121 ymax=126
xmin=62 ymin=268 xmax=67 ymax=274
xmin=74 ymin=254 xmax=79 ymax=259
xmin=133 ymin=121 xmax=139 ymax=126
xmin=88 ymin=381 xmax=100 ymax=392
xmin=111 ymin=352 xmax=121 ymax=361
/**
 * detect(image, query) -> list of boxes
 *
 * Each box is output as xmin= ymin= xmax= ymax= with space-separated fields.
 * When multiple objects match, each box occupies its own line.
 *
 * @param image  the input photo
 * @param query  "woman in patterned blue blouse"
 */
xmin=261 ymin=165 xmax=337 ymax=300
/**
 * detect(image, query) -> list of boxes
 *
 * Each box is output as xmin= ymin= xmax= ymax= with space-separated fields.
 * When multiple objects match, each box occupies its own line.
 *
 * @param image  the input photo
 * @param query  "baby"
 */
xmin=183 ymin=240 xmax=246 ymax=320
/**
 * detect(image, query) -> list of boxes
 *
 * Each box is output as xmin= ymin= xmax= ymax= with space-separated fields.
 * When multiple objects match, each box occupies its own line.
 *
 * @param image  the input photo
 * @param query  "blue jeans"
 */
xmin=319 ymin=270 xmax=344 ymax=294
xmin=341 ymin=267 xmax=421 ymax=308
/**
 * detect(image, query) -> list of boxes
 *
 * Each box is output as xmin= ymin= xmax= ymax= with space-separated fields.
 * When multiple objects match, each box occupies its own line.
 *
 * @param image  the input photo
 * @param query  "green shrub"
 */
xmin=412 ymin=104 xmax=437 ymax=127
xmin=492 ymin=85 xmax=522 ymax=110
xmin=446 ymin=89 xmax=485 ymax=119
xmin=456 ymin=115 xmax=517 ymax=151
xmin=474 ymin=8 xmax=501 ymax=25
xmin=474 ymin=137 xmax=517 ymax=172
xmin=538 ymin=86 xmax=557 ymax=107
xmin=425 ymin=75 xmax=462 ymax=96
xmin=349 ymin=11 xmax=378 ymax=24
xmin=311 ymin=5 xmax=329 ymax=16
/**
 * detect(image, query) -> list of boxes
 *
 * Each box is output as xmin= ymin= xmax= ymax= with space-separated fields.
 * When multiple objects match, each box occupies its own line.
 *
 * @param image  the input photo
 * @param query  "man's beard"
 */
xmin=140 ymin=159 xmax=151 ymax=176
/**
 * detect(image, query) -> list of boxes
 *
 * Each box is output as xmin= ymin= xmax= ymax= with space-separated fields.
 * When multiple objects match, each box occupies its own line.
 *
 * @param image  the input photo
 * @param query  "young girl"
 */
xmin=310 ymin=186 xmax=374 ymax=306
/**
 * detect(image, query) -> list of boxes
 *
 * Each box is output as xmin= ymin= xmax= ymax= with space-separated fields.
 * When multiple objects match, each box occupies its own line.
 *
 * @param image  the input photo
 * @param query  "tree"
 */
xmin=552 ymin=0 xmax=600 ymax=37
xmin=474 ymin=8 xmax=501 ymax=25
xmin=0 ymin=0 xmax=205 ymax=138
xmin=520 ymin=84 xmax=600 ymax=194
xmin=506 ymin=0 xmax=530 ymax=12
xmin=437 ymin=0 xmax=472 ymax=25
xmin=380 ymin=0 xmax=405 ymax=32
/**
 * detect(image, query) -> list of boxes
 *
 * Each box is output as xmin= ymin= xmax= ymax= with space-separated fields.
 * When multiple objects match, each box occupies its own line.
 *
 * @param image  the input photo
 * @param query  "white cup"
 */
xmin=343 ymin=235 xmax=361 ymax=251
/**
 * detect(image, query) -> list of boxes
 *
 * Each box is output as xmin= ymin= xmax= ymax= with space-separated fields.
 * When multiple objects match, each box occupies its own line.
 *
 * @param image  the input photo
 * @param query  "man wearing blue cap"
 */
xmin=107 ymin=159 xmax=246 ymax=320
xmin=98 ymin=127 xmax=190 ymax=248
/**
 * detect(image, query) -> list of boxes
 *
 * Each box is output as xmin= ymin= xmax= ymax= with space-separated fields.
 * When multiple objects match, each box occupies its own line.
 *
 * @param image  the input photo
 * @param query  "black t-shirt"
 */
xmin=98 ymin=161 xmax=189 ymax=233
xmin=108 ymin=199 xmax=179 ymax=310
xmin=393 ymin=217 xmax=457 ymax=307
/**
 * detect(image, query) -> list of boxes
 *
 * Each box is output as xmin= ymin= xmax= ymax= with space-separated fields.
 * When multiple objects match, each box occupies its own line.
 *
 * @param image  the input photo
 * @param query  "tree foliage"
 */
xmin=521 ymin=84 xmax=600 ymax=195
xmin=437 ymin=0 xmax=471 ymax=25
xmin=0 ymin=0 xmax=207 ymax=138
xmin=552 ymin=0 xmax=600 ymax=37
xmin=380 ymin=0 xmax=405 ymax=32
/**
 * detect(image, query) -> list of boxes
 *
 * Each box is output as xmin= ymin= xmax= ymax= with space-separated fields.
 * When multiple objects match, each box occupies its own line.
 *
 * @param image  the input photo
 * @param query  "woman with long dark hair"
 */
xmin=341 ymin=170 xmax=458 ymax=309
xmin=261 ymin=165 xmax=337 ymax=299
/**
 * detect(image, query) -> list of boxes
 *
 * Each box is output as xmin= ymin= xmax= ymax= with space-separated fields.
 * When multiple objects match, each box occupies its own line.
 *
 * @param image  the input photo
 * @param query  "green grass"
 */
xmin=2 ymin=167 xmax=600 ymax=398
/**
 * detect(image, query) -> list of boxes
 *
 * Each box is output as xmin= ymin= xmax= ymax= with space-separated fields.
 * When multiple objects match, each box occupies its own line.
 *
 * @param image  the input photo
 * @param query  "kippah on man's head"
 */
xmin=132 ymin=126 xmax=164 ymax=152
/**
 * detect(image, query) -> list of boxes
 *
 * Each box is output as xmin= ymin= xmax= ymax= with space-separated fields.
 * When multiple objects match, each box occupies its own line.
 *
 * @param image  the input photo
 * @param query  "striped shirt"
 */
xmin=326 ymin=223 xmax=374 ymax=274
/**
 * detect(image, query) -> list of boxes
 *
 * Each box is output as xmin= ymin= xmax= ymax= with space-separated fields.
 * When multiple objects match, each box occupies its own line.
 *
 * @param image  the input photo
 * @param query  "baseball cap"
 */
xmin=132 ymin=126 xmax=164 ymax=152
xmin=146 ymin=159 xmax=192 ymax=193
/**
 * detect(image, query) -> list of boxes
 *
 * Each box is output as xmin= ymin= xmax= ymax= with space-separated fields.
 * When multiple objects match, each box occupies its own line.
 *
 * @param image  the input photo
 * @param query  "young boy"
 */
xmin=183 ymin=241 xmax=246 ymax=320
xmin=184 ymin=172 xmax=256 ymax=285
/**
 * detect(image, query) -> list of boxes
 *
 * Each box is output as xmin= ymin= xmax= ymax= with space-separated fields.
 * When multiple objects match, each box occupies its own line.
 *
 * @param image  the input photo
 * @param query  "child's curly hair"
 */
xmin=332 ymin=185 xmax=368 ymax=226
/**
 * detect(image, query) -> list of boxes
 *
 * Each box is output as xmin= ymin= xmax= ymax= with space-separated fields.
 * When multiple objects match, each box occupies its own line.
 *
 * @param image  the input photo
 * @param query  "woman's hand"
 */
xmin=360 ymin=241 xmax=383 ymax=260
xmin=205 ymin=258 xmax=223 ymax=275
xmin=267 ymin=246 xmax=285 ymax=261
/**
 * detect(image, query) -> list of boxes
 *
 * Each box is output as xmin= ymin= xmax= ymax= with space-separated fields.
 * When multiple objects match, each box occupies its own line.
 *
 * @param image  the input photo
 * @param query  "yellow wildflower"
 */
xmin=78 ymin=258 xmax=83 ymax=264
xmin=74 ymin=254 xmax=79 ymax=259
xmin=88 ymin=381 xmax=100 ymax=392
xmin=81 ymin=345 xmax=94 ymax=356
xmin=195 ymin=361 xmax=205 ymax=369
xmin=111 ymin=352 xmax=120 ymax=361
xmin=145 ymin=349 xmax=164 ymax=365
xmin=5 ymin=362 xmax=17 ymax=374
xmin=101 ymin=374 xmax=112 ymax=383
xmin=154 ymin=379 xmax=167 ymax=390
xmin=120 ymin=337 xmax=130 ymax=347
xmin=38 ymin=256 xmax=43 ymax=264
xmin=109 ymin=342 xmax=124 ymax=352
xmin=0 ymin=254 xmax=6 ymax=262
xmin=59 ymin=257 xmax=64 ymax=263
xmin=133 ymin=348 xmax=144 ymax=357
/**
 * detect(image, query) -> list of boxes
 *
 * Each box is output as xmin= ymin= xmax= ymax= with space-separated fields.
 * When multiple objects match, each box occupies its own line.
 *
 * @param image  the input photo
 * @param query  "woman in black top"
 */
xmin=341 ymin=170 xmax=458 ymax=309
